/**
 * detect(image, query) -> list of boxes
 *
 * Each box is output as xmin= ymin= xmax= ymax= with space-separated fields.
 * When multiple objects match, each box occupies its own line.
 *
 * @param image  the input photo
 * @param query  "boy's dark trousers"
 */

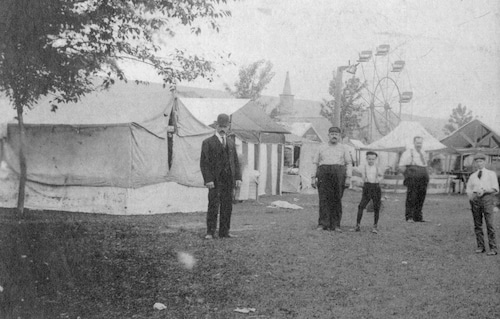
xmin=357 ymin=183 xmax=382 ymax=225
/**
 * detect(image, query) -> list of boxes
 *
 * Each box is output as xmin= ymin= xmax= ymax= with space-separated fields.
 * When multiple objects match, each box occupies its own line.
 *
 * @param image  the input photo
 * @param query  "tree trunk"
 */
xmin=16 ymin=104 xmax=26 ymax=217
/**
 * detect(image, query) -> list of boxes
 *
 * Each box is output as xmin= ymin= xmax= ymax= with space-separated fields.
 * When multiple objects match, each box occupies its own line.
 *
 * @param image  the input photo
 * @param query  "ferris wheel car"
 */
xmin=391 ymin=60 xmax=406 ymax=72
xmin=358 ymin=50 xmax=373 ymax=62
xmin=375 ymin=44 xmax=390 ymax=56
xmin=400 ymin=91 xmax=413 ymax=103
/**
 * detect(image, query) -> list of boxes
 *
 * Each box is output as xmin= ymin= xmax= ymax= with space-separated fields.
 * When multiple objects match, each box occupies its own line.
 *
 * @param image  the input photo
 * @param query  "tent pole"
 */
xmin=256 ymin=132 xmax=261 ymax=202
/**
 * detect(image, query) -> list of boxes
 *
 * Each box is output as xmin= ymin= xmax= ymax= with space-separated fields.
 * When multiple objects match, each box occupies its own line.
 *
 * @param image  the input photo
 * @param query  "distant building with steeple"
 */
xmin=278 ymin=71 xmax=294 ymax=116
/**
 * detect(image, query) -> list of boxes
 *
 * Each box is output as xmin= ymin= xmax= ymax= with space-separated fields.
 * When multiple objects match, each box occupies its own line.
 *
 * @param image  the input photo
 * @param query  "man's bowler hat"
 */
xmin=216 ymin=113 xmax=230 ymax=127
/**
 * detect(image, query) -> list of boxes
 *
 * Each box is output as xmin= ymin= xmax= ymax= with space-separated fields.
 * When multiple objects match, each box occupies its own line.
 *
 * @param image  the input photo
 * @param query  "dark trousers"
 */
xmin=404 ymin=166 xmax=429 ymax=221
xmin=207 ymin=171 xmax=234 ymax=237
xmin=470 ymin=194 xmax=497 ymax=251
xmin=317 ymin=165 xmax=346 ymax=230
xmin=357 ymin=183 xmax=381 ymax=225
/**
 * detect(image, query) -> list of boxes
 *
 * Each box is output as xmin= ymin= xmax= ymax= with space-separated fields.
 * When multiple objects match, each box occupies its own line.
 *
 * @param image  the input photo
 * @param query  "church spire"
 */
xmin=279 ymin=71 xmax=294 ymax=116
xmin=283 ymin=71 xmax=292 ymax=95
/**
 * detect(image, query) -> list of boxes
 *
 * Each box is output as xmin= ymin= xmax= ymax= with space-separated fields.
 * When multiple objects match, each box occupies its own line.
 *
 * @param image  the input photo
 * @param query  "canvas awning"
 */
xmin=278 ymin=121 xmax=324 ymax=143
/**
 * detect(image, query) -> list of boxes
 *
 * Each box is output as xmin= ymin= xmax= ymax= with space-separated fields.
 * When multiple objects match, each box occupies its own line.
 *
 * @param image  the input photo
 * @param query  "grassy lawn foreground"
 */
xmin=0 ymin=190 xmax=499 ymax=319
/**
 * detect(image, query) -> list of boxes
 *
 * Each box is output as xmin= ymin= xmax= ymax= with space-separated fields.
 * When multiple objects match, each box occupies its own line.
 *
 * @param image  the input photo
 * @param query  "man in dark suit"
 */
xmin=200 ymin=113 xmax=242 ymax=239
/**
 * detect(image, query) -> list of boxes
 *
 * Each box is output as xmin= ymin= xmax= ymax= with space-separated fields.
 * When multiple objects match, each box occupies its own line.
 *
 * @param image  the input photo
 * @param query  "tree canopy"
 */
xmin=320 ymin=72 xmax=365 ymax=137
xmin=225 ymin=59 xmax=275 ymax=100
xmin=443 ymin=103 xmax=473 ymax=135
xmin=0 ymin=0 xmax=231 ymax=111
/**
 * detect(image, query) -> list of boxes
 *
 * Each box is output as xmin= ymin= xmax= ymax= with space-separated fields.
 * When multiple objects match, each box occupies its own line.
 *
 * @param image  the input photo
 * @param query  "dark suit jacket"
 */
xmin=200 ymin=135 xmax=242 ymax=185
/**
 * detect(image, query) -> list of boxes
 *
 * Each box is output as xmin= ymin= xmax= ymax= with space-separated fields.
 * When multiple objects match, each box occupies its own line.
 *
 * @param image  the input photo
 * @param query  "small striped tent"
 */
xmin=181 ymin=98 xmax=290 ymax=199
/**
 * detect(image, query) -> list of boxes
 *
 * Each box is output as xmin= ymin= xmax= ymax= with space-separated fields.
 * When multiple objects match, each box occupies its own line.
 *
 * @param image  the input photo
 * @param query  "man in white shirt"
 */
xmin=312 ymin=127 xmax=352 ymax=231
xmin=398 ymin=136 xmax=429 ymax=223
xmin=466 ymin=153 xmax=498 ymax=256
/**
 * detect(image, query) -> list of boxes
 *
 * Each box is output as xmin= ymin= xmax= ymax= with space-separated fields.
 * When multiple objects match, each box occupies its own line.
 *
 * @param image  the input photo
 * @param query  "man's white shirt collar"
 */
xmin=215 ymin=131 xmax=224 ymax=143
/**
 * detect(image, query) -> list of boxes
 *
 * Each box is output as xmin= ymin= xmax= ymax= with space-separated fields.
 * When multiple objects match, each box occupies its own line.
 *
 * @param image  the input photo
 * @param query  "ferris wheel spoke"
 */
xmin=357 ymin=46 xmax=410 ymax=140
xmin=377 ymin=79 xmax=387 ymax=103
xmin=373 ymin=61 xmax=382 ymax=93
xmin=359 ymin=93 xmax=371 ymax=107
xmin=388 ymin=72 xmax=401 ymax=98
xmin=372 ymin=94 xmax=386 ymax=106
xmin=386 ymin=91 xmax=400 ymax=106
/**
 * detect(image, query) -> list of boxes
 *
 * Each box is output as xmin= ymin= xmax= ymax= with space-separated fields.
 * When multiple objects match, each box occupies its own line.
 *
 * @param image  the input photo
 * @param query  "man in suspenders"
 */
xmin=312 ymin=127 xmax=353 ymax=231
xmin=398 ymin=136 xmax=429 ymax=223
xmin=351 ymin=151 xmax=384 ymax=233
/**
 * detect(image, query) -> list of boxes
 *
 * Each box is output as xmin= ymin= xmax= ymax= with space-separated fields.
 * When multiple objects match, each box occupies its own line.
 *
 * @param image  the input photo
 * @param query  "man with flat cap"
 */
xmin=466 ymin=153 xmax=498 ymax=256
xmin=312 ymin=126 xmax=352 ymax=231
xmin=200 ymin=113 xmax=242 ymax=239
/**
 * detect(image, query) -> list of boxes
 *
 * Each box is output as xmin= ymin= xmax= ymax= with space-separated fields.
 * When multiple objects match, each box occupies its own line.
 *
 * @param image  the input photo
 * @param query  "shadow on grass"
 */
xmin=0 ymin=210 xmax=252 ymax=319
xmin=0 ymin=211 xmax=166 ymax=319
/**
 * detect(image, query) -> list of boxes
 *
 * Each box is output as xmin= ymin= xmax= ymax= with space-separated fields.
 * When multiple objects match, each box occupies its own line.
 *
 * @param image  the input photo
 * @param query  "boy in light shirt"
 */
xmin=352 ymin=151 xmax=384 ymax=233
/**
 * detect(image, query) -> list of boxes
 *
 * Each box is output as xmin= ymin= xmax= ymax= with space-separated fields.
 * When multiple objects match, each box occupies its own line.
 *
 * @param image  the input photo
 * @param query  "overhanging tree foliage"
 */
xmin=225 ymin=59 xmax=275 ymax=100
xmin=443 ymin=103 xmax=473 ymax=135
xmin=320 ymin=72 xmax=365 ymax=138
xmin=0 ymin=0 xmax=232 ymax=215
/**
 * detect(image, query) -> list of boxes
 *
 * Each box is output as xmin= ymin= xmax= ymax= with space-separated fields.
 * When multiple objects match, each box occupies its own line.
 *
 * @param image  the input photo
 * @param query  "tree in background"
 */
xmin=320 ymin=72 xmax=365 ymax=138
xmin=225 ymin=59 xmax=275 ymax=100
xmin=0 ymin=0 xmax=232 ymax=216
xmin=443 ymin=103 xmax=473 ymax=135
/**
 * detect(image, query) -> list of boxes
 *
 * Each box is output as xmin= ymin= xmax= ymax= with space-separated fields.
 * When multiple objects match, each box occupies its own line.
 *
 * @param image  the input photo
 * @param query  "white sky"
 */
xmin=127 ymin=0 xmax=500 ymax=123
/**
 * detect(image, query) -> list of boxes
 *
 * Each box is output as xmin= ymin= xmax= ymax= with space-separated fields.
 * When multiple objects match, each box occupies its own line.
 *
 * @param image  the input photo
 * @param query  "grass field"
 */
xmin=0 ymin=190 xmax=499 ymax=319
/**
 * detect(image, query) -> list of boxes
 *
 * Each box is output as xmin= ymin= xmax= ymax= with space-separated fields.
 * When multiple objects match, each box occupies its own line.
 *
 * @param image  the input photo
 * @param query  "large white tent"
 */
xmin=362 ymin=121 xmax=448 ymax=152
xmin=0 ymin=82 xmax=214 ymax=214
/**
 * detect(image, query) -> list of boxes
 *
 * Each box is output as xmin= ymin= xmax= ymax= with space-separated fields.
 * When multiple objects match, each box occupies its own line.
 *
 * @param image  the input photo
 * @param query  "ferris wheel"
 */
xmin=355 ymin=44 xmax=413 ymax=141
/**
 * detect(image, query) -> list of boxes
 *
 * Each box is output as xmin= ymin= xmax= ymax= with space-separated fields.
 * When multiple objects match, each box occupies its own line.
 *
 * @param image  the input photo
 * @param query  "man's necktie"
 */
xmin=222 ymin=136 xmax=226 ymax=147
xmin=418 ymin=150 xmax=426 ymax=166
xmin=478 ymin=170 xmax=482 ymax=179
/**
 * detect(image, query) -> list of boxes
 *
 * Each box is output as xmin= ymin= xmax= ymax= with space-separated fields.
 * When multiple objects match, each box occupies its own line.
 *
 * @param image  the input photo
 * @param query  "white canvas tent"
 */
xmin=0 ymin=82 xmax=215 ymax=214
xmin=360 ymin=121 xmax=449 ymax=172
xmin=362 ymin=121 xmax=448 ymax=152
xmin=358 ymin=121 xmax=454 ymax=194
xmin=0 ymin=96 xmax=17 ymax=162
